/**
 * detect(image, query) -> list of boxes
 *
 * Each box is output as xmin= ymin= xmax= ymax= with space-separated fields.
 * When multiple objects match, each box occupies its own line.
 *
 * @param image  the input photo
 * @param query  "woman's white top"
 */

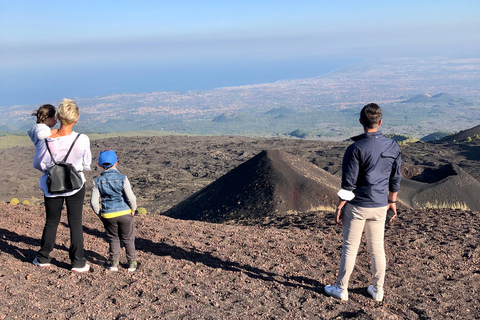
xmin=33 ymin=131 xmax=92 ymax=197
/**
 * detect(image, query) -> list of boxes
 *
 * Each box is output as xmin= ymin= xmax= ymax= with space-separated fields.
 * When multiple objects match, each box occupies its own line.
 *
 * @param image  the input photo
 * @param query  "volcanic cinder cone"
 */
xmin=164 ymin=150 xmax=341 ymax=222
xmin=400 ymin=163 xmax=480 ymax=210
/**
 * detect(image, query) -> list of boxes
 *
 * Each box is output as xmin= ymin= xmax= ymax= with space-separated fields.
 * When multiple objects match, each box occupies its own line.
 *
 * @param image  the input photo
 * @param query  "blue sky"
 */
xmin=0 ymin=0 xmax=479 ymax=105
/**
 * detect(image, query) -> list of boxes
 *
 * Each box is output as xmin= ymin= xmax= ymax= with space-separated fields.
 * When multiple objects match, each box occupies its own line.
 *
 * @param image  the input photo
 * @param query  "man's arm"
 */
xmin=341 ymin=144 xmax=360 ymax=194
xmin=335 ymin=144 xmax=360 ymax=225
xmin=389 ymin=151 xmax=402 ymax=194
xmin=388 ymin=150 xmax=402 ymax=223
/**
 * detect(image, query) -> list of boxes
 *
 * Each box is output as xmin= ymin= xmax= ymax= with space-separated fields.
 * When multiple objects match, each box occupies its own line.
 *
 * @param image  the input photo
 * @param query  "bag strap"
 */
xmin=45 ymin=133 xmax=81 ymax=164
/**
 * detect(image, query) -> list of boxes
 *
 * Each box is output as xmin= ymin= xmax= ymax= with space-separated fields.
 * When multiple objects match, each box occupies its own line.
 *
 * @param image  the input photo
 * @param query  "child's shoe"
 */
xmin=33 ymin=257 xmax=50 ymax=267
xmin=71 ymin=264 xmax=90 ymax=273
xmin=106 ymin=260 xmax=119 ymax=272
xmin=127 ymin=261 xmax=137 ymax=272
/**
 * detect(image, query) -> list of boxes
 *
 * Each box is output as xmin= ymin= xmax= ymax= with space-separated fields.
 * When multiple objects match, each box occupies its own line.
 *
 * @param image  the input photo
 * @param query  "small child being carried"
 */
xmin=28 ymin=104 xmax=58 ymax=146
xmin=90 ymin=150 xmax=138 ymax=272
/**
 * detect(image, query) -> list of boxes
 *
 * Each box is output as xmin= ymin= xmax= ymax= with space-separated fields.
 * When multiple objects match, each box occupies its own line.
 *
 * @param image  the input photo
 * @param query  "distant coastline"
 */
xmin=1 ymin=57 xmax=479 ymax=140
xmin=0 ymin=57 xmax=361 ymax=106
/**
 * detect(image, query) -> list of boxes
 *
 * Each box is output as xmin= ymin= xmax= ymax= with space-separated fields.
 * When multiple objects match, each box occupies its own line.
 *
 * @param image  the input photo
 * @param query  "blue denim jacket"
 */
xmin=93 ymin=169 xmax=131 ymax=215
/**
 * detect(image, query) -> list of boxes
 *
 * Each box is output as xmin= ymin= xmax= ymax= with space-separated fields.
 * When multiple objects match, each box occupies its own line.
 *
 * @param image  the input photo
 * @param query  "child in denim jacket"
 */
xmin=90 ymin=150 xmax=137 ymax=272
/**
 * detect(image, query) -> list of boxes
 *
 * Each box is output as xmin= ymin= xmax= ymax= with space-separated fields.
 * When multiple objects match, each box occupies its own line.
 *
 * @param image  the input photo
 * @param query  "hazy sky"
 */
xmin=1 ymin=0 xmax=479 ymax=105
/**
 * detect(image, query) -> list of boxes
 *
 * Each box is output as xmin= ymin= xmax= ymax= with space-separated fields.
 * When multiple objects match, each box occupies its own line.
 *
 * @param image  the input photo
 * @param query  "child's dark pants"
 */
xmin=101 ymin=214 xmax=136 ymax=262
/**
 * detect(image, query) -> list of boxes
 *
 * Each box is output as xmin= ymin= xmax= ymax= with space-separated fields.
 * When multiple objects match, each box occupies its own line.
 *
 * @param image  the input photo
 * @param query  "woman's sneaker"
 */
xmin=367 ymin=285 xmax=384 ymax=301
xmin=127 ymin=261 xmax=137 ymax=272
xmin=32 ymin=257 xmax=50 ymax=267
xmin=324 ymin=284 xmax=348 ymax=301
xmin=106 ymin=260 xmax=119 ymax=272
xmin=71 ymin=264 xmax=90 ymax=273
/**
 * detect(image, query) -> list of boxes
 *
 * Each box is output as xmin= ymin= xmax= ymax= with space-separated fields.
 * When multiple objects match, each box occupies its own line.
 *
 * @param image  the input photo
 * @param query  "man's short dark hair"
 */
xmin=360 ymin=103 xmax=382 ymax=129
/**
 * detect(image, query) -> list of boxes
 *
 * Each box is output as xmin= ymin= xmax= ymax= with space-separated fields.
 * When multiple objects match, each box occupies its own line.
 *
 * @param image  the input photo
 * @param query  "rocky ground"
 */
xmin=1 ymin=135 xmax=480 ymax=319
xmin=0 ymin=202 xmax=479 ymax=319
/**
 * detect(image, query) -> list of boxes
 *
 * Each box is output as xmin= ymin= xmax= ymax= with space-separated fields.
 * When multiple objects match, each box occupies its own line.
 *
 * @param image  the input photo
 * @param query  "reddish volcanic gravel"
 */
xmin=0 ymin=203 xmax=478 ymax=319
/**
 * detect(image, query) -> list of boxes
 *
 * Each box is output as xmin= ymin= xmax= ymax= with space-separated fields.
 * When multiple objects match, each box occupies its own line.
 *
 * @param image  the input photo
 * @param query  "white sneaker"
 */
xmin=33 ymin=257 xmax=50 ymax=267
xmin=324 ymin=284 xmax=348 ymax=301
xmin=71 ymin=264 xmax=90 ymax=273
xmin=106 ymin=260 xmax=119 ymax=272
xmin=127 ymin=261 xmax=137 ymax=272
xmin=367 ymin=285 xmax=384 ymax=301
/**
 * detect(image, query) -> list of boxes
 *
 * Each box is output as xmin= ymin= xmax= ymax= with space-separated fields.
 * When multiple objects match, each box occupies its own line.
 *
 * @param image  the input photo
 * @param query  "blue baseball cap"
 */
xmin=98 ymin=150 xmax=117 ymax=168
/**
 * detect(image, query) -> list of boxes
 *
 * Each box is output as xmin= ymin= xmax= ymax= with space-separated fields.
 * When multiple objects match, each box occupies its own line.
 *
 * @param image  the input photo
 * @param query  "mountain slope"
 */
xmin=440 ymin=124 xmax=480 ymax=142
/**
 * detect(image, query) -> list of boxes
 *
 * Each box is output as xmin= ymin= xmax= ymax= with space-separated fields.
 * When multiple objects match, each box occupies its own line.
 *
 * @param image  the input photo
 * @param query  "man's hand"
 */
xmin=387 ymin=203 xmax=397 ymax=223
xmin=335 ymin=199 xmax=347 ymax=225
xmin=335 ymin=207 xmax=343 ymax=225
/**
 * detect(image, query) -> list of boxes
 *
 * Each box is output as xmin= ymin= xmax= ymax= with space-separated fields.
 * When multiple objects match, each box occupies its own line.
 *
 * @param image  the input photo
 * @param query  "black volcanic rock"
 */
xmin=164 ymin=150 xmax=341 ymax=222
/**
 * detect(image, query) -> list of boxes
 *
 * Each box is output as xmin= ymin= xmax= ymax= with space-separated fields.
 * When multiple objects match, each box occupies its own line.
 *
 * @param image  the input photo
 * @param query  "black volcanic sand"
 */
xmin=400 ymin=163 xmax=480 ymax=210
xmin=165 ymin=149 xmax=341 ymax=222
xmin=3 ymin=135 xmax=480 ymax=213
xmin=0 ymin=203 xmax=478 ymax=319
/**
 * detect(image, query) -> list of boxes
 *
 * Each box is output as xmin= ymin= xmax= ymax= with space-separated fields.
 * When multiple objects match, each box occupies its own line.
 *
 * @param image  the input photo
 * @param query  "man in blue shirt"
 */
xmin=325 ymin=103 xmax=402 ymax=302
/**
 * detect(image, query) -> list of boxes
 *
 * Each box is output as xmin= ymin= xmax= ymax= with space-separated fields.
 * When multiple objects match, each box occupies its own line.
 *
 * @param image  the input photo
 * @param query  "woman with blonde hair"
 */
xmin=33 ymin=98 xmax=92 ymax=272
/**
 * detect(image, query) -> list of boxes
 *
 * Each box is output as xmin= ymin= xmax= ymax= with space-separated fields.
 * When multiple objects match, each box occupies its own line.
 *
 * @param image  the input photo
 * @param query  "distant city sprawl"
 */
xmin=2 ymin=57 xmax=480 ymax=140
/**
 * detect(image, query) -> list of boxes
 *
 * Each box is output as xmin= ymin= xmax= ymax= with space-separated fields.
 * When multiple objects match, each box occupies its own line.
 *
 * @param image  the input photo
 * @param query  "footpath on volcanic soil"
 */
xmin=0 ymin=202 xmax=478 ymax=319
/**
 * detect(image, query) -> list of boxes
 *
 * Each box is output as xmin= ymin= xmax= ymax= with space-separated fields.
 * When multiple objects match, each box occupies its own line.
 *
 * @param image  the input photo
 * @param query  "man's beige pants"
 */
xmin=335 ymin=203 xmax=388 ymax=291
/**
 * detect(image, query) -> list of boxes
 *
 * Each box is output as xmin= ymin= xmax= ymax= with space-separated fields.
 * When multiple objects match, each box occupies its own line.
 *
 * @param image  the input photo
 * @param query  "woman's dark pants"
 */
xmin=36 ymin=186 xmax=87 ymax=268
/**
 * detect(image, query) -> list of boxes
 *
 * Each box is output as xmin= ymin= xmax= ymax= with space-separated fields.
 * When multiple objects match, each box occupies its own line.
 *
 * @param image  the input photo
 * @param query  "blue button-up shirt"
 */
xmin=341 ymin=131 xmax=402 ymax=208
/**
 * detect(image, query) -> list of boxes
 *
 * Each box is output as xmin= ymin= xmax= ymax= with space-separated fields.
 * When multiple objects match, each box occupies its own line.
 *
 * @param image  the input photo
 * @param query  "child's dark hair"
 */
xmin=32 ymin=104 xmax=55 ymax=124
xmin=360 ymin=103 xmax=382 ymax=128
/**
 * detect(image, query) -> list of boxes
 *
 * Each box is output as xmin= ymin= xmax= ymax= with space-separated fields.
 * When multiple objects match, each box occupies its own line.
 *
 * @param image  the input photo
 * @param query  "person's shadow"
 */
xmin=81 ymin=224 xmax=325 ymax=294
xmin=0 ymin=228 xmax=39 ymax=263
xmin=0 ymin=227 xmax=105 ymax=270
xmin=0 ymin=224 xmax=326 ymax=294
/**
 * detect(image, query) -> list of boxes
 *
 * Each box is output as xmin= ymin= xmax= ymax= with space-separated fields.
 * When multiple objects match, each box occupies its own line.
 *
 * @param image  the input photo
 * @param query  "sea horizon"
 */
xmin=0 ymin=56 xmax=360 ymax=107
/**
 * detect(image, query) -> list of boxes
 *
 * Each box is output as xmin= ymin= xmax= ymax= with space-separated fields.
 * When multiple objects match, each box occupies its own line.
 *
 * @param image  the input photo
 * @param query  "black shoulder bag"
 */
xmin=45 ymin=134 xmax=83 ymax=194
